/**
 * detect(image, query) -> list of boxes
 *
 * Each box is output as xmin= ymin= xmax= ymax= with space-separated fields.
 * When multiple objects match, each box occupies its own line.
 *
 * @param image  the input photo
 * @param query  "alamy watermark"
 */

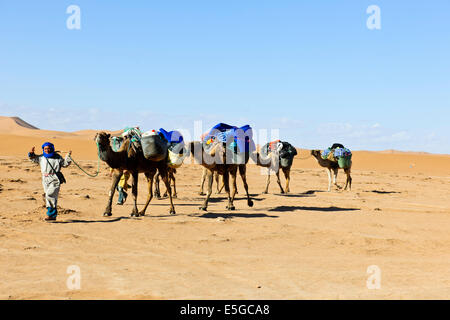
xmin=150 ymin=121 xmax=283 ymax=174
xmin=366 ymin=5 xmax=381 ymax=30
xmin=66 ymin=5 xmax=81 ymax=30
xmin=66 ymin=265 xmax=81 ymax=290
xmin=366 ymin=265 xmax=381 ymax=289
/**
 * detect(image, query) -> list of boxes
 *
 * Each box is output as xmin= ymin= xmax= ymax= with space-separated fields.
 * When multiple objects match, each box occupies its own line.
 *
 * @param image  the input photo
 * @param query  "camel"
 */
xmin=190 ymin=141 xmax=253 ymax=211
xmin=311 ymin=150 xmax=352 ymax=191
xmin=256 ymin=151 xmax=293 ymax=194
xmin=94 ymin=132 xmax=175 ymax=217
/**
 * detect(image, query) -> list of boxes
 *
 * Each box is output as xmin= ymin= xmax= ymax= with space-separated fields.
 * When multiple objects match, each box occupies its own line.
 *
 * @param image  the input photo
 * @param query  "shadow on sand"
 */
xmin=370 ymin=190 xmax=401 ymax=194
xmin=261 ymin=190 xmax=324 ymax=197
xmin=52 ymin=216 xmax=132 ymax=224
xmin=268 ymin=206 xmax=360 ymax=212
xmin=195 ymin=212 xmax=279 ymax=219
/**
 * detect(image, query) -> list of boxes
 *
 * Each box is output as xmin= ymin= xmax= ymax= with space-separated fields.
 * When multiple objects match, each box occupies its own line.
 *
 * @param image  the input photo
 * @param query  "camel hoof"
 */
xmin=262 ymin=191 xmax=268 ymax=194
xmin=199 ymin=207 xmax=207 ymax=211
xmin=172 ymin=194 xmax=178 ymax=199
xmin=169 ymin=210 xmax=176 ymax=215
xmin=103 ymin=212 xmax=112 ymax=217
xmin=226 ymin=205 xmax=235 ymax=211
xmin=248 ymin=200 xmax=254 ymax=207
xmin=138 ymin=212 xmax=145 ymax=217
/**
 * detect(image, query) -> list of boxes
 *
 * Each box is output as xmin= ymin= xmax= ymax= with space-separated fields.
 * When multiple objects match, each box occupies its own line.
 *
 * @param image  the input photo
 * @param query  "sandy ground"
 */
xmin=0 ymin=117 xmax=449 ymax=300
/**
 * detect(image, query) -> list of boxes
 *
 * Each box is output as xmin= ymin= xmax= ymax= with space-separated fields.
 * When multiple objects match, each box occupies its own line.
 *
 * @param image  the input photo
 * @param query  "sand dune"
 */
xmin=0 ymin=116 xmax=123 ymax=140
xmin=0 ymin=118 xmax=449 ymax=299
xmin=0 ymin=116 xmax=39 ymax=132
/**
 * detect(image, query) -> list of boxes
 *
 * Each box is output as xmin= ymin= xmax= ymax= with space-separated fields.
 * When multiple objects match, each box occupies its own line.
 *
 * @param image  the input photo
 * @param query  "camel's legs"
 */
xmin=130 ymin=171 xmax=139 ymax=216
xmin=332 ymin=168 xmax=341 ymax=189
xmin=154 ymin=172 xmax=161 ymax=199
xmin=104 ymin=169 xmax=123 ymax=216
xmin=200 ymin=169 xmax=214 ymax=211
xmin=227 ymin=167 xmax=237 ymax=210
xmin=238 ymin=165 xmax=254 ymax=207
xmin=157 ymin=170 xmax=176 ymax=198
xmin=216 ymin=172 xmax=223 ymax=194
xmin=222 ymin=168 xmax=233 ymax=210
xmin=140 ymin=170 xmax=156 ymax=216
xmin=163 ymin=171 xmax=171 ymax=197
xmin=276 ymin=170 xmax=285 ymax=194
xmin=344 ymin=167 xmax=352 ymax=190
xmin=199 ymin=167 xmax=207 ymax=195
xmin=326 ymin=168 xmax=332 ymax=192
xmin=159 ymin=167 xmax=176 ymax=214
xmin=217 ymin=171 xmax=236 ymax=194
xmin=169 ymin=171 xmax=177 ymax=198
xmin=283 ymin=167 xmax=291 ymax=193
xmin=263 ymin=168 xmax=271 ymax=194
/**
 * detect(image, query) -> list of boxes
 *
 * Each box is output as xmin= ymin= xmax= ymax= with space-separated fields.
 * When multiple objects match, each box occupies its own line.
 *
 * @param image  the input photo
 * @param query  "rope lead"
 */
xmin=68 ymin=142 xmax=101 ymax=178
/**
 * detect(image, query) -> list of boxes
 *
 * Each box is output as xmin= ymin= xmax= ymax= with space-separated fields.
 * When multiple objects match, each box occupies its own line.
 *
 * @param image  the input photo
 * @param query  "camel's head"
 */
xmin=94 ymin=132 xmax=111 ymax=148
xmin=311 ymin=150 xmax=321 ymax=158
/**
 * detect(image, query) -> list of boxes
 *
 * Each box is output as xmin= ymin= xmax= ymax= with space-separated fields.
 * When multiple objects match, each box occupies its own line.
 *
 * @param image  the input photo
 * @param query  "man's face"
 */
xmin=43 ymin=146 xmax=52 ymax=154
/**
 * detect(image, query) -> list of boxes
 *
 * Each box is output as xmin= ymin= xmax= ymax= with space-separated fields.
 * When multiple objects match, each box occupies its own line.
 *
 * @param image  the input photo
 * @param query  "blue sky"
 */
xmin=0 ymin=1 xmax=449 ymax=153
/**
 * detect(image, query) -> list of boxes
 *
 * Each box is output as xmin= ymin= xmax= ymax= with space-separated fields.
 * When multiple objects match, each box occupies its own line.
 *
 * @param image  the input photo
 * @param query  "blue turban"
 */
xmin=42 ymin=142 xmax=55 ymax=158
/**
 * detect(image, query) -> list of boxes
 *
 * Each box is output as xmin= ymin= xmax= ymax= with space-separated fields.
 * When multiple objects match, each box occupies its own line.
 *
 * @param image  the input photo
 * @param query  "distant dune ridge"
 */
xmin=0 ymin=116 xmax=122 ymax=138
xmin=10 ymin=116 xmax=39 ymax=130
xmin=0 ymin=116 xmax=39 ymax=131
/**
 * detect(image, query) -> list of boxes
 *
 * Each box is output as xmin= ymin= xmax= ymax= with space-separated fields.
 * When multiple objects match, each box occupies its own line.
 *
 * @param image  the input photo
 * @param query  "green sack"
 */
xmin=338 ymin=155 xmax=352 ymax=169
xmin=280 ymin=156 xmax=294 ymax=168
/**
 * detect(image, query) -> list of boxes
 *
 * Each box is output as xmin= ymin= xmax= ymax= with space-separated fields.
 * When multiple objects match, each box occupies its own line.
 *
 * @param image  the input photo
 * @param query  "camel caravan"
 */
xmin=91 ymin=123 xmax=353 ymax=217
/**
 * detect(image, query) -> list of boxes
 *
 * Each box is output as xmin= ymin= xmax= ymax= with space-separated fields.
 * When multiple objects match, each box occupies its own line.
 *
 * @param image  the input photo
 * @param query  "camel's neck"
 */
xmin=313 ymin=153 xmax=331 ymax=168
xmin=255 ymin=152 xmax=272 ymax=168
xmin=97 ymin=141 xmax=128 ymax=169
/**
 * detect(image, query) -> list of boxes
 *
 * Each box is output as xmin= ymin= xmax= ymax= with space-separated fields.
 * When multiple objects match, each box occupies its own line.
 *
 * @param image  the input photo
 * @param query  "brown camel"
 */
xmin=190 ymin=141 xmax=253 ymax=211
xmin=95 ymin=132 xmax=175 ymax=217
xmin=311 ymin=150 xmax=352 ymax=191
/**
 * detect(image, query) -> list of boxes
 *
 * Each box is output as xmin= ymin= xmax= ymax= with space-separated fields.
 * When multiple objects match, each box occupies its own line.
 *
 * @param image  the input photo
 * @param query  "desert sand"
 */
xmin=0 ymin=116 xmax=449 ymax=299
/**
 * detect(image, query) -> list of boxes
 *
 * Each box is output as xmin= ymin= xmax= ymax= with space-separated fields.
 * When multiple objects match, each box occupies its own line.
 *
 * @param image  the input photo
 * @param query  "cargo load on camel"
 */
xmin=321 ymin=144 xmax=352 ymax=169
xmin=202 ymin=123 xmax=256 ymax=164
xmin=141 ymin=130 xmax=168 ymax=162
xmin=113 ymin=127 xmax=187 ymax=168
xmin=157 ymin=128 xmax=187 ymax=168
xmin=260 ymin=140 xmax=298 ymax=168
